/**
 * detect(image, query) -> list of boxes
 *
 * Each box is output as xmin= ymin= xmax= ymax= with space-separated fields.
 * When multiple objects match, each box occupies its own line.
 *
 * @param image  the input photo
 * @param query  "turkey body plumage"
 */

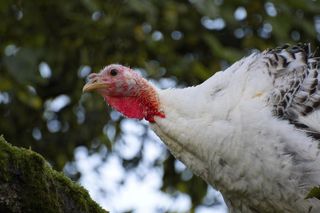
xmin=152 ymin=45 xmax=320 ymax=212
xmin=83 ymin=44 xmax=320 ymax=212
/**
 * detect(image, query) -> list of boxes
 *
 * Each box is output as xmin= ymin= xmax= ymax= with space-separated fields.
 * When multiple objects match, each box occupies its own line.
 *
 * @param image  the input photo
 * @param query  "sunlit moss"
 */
xmin=0 ymin=136 xmax=107 ymax=213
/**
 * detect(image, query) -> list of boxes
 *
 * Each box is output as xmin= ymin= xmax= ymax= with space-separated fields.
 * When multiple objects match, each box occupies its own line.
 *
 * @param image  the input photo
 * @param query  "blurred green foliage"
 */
xmin=1 ymin=0 xmax=320 ymax=211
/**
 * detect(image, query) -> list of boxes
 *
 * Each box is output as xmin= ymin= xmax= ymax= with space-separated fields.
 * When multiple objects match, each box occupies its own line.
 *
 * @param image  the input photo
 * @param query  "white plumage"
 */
xmin=83 ymin=44 xmax=320 ymax=212
xmin=152 ymin=44 xmax=320 ymax=212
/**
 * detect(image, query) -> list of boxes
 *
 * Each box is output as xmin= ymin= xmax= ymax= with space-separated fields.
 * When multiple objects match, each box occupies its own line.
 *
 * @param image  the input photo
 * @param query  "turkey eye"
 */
xmin=110 ymin=69 xmax=118 ymax=76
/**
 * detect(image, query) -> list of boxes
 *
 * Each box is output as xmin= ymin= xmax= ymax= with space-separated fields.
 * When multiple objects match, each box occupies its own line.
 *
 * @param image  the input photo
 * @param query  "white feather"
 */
xmin=151 ymin=52 xmax=320 ymax=212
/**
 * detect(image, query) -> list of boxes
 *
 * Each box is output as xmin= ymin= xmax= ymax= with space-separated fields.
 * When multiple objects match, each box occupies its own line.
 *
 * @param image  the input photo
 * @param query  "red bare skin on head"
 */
xmin=87 ymin=65 xmax=165 ymax=123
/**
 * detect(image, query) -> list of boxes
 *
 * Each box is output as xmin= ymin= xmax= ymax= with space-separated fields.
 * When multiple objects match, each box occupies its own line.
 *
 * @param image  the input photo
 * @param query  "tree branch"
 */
xmin=0 ymin=136 xmax=107 ymax=213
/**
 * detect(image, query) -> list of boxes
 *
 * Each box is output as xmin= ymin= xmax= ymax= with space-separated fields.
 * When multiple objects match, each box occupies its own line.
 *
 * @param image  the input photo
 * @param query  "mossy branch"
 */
xmin=0 ymin=136 xmax=107 ymax=213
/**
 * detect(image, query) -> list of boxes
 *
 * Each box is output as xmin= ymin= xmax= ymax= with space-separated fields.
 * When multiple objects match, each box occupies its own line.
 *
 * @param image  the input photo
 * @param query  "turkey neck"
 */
xmin=152 ymin=78 xmax=227 ymax=180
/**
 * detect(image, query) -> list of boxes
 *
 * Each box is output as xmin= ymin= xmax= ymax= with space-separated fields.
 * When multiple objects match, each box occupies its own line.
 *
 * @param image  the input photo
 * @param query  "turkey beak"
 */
xmin=83 ymin=73 xmax=107 ymax=92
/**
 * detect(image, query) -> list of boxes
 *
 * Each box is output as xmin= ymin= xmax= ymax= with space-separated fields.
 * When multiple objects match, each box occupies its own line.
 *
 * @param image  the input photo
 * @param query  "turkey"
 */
xmin=83 ymin=44 xmax=320 ymax=212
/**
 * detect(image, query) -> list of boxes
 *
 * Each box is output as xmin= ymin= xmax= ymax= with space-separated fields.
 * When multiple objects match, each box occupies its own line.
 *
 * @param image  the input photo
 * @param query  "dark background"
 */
xmin=1 ymin=0 xmax=320 ymax=212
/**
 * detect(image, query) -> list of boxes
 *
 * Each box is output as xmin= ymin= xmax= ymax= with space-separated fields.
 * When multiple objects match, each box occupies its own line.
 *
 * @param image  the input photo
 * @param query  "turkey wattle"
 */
xmin=83 ymin=44 xmax=320 ymax=212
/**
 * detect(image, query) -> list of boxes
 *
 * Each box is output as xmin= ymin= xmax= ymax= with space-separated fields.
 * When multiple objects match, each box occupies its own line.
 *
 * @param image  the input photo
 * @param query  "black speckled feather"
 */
xmin=265 ymin=44 xmax=320 ymax=138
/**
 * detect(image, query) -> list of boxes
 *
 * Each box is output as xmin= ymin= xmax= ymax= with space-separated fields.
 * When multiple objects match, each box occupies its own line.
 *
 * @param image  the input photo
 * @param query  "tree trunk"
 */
xmin=0 ymin=136 xmax=107 ymax=213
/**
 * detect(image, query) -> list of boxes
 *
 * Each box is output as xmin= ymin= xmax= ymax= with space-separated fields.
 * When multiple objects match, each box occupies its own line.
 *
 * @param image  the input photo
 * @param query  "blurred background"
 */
xmin=1 ymin=0 xmax=320 ymax=212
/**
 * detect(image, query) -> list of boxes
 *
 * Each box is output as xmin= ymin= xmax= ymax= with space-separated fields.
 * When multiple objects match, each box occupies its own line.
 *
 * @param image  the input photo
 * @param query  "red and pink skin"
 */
xmin=83 ymin=64 xmax=165 ymax=123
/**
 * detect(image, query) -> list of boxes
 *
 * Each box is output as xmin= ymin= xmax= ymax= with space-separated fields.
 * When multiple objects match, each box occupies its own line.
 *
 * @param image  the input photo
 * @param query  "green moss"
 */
xmin=0 ymin=136 xmax=107 ymax=213
xmin=306 ymin=186 xmax=320 ymax=200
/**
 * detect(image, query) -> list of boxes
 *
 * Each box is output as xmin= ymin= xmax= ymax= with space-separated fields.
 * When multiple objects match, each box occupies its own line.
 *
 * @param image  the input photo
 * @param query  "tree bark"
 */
xmin=0 ymin=136 xmax=107 ymax=213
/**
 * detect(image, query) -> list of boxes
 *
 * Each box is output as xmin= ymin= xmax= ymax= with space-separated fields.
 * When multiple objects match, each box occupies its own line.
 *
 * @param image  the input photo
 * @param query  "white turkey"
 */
xmin=83 ymin=44 xmax=320 ymax=212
